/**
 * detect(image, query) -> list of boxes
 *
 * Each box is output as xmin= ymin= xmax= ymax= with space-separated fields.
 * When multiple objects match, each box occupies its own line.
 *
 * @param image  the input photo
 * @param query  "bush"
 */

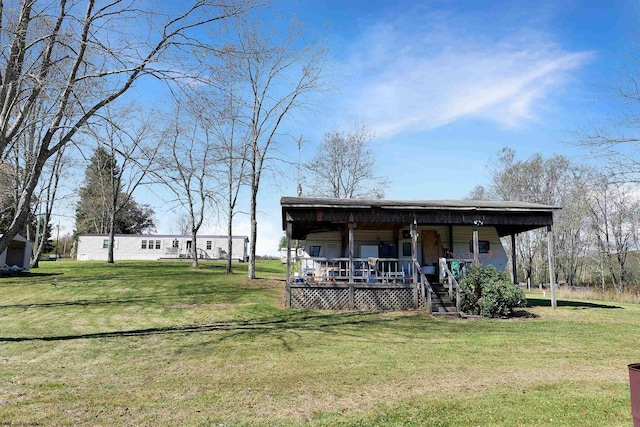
xmin=459 ymin=265 xmax=527 ymax=318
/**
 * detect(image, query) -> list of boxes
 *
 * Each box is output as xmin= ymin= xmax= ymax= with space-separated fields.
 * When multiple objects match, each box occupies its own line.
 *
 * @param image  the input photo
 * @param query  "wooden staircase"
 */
xmin=429 ymin=283 xmax=461 ymax=317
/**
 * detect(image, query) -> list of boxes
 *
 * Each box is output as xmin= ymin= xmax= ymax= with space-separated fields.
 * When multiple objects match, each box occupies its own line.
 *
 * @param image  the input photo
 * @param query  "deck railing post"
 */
xmin=511 ymin=233 xmax=518 ymax=284
xmin=473 ymin=220 xmax=482 ymax=266
xmin=286 ymin=221 xmax=292 ymax=308
xmin=349 ymin=220 xmax=355 ymax=309
xmin=348 ymin=221 xmax=354 ymax=284
xmin=547 ymin=225 xmax=557 ymax=309
xmin=411 ymin=219 xmax=418 ymax=284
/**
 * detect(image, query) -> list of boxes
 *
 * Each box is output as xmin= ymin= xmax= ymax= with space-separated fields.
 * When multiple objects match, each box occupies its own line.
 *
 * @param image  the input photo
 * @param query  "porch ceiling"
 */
xmin=282 ymin=197 xmax=560 ymax=239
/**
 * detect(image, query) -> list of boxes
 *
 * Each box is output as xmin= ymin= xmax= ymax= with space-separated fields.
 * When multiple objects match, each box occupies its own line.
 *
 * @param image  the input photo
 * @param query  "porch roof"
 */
xmin=281 ymin=197 xmax=561 ymax=239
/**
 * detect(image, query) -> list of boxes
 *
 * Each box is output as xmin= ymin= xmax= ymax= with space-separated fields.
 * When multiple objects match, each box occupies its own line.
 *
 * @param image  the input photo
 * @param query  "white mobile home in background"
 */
xmin=76 ymin=234 xmax=248 ymax=262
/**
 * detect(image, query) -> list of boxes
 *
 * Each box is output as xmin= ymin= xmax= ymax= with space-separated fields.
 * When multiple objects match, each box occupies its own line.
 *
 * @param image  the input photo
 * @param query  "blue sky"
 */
xmin=54 ymin=0 xmax=640 ymax=256
xmin=242 ymin=0 xmax=638 ymax=255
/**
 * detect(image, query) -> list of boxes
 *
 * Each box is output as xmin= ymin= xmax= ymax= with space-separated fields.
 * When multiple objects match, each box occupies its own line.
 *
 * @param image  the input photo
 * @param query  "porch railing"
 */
xmin=297 ymin=257 xmax=414 ymax=284
xmin=414 ymin=259 xmax=433 ymax=311
xmin=438 ymin=258 xmax=471 ymax=312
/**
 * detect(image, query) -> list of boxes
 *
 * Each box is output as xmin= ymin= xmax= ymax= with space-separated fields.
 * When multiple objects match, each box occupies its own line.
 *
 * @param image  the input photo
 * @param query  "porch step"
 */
xmin=433 ymin=311 xmax=463 ymax=318
xmin=429 ymin=283 xmax=458 ymax=314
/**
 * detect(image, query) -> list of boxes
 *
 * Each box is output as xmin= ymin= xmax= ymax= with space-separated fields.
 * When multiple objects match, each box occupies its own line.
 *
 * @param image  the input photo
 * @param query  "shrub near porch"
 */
xmin=459 ymin=264 xmax=527 ymax=317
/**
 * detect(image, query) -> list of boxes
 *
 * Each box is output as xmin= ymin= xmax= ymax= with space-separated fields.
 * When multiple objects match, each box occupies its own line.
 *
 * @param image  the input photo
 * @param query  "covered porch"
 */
xmin=281 ymin=197 xmax=560 ymax=312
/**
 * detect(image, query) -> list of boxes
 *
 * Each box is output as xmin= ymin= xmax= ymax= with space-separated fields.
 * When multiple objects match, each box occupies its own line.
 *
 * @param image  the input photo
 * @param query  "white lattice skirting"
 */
xmin=289 ymin=284 xmax=416 ymax=310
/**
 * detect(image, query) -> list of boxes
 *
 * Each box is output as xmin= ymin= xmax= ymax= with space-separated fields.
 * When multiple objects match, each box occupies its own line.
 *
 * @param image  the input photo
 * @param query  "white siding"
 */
xmin=76 ymin=235 xmax=248 ymax=261
xmin=303 ymin=231 xmax=341 ymax=258
xmin=450 ymin=226 xmax=507 ymax=270
xmin=301 ymin=225 xmax=507 ymax=270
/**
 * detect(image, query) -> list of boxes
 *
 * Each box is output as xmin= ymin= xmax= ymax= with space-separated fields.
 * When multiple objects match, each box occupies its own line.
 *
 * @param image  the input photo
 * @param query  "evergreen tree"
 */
xmin=38 ymin=219 xmax=55 ymax=254
xmin=75 ymin=147 xmax=155 ymax=235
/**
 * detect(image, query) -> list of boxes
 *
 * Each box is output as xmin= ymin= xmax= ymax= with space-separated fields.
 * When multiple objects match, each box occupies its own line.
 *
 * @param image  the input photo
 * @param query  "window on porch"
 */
xmin=469 ymin=240 xmax=490 ymax=253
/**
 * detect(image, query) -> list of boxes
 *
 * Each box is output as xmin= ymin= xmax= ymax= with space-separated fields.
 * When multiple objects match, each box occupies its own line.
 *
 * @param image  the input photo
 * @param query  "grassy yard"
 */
xmin=0 ymin=260 xmax=637 ymax=426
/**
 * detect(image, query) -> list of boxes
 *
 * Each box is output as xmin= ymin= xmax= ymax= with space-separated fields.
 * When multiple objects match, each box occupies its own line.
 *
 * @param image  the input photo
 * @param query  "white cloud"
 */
xmin=340 ymin=22 xmax=594 ymax=136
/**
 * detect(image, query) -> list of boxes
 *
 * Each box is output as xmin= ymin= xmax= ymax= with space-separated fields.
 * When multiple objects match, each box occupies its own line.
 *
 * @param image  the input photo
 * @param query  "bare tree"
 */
xmin=0 ymin=88 xmax=70 ymax=266
xmin=476 ymin=148 xmax=585 ymax=285
xmin=305 ymin=125 xmax=389 ymax=199
xmin=83 ymin=106 xmax=158 ymax=263
xmin=467 ymin=185 xmax=490 ymax=200
xmin=201 ymin=84 xmax=249 ymax=273
xmin=581 ymin=172 xmax=639 ymax=292
xmin=174 ymin=214 xmax=193 ymax=236
xmin=552 ymin=171 xmax=590 ymax=286
xmin=31 ymin=147 xmax=67 ymax=267
xmin=0 ymin=0 xmax=255 ymax=256
xmin=155 ymin=102 xmax=219 ymax=268
xmin=222 ymin=17 xmax=327 ymax=279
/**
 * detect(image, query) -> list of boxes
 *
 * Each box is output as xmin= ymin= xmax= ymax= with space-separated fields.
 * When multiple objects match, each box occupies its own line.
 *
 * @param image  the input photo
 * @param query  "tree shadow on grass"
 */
xmin=0 ymin=311 xmax=398 ymax=343
xmin=18 ymin=272 xmax=63 ymax=278
xmin=0 ymin=285 xmax=272 ymax=310
xmin=526 ymin=298 xmax=623 ymax=310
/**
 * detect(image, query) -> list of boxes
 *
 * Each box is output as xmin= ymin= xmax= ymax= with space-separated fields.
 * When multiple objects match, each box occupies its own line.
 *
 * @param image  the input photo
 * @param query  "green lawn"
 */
xmin=0 ymin=260 xmax=636 ymax=426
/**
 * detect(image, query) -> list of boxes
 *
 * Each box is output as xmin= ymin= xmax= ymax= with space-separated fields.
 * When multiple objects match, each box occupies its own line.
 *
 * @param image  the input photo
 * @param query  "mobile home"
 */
xmin=76 ymin=234 xmax=248 ymax=262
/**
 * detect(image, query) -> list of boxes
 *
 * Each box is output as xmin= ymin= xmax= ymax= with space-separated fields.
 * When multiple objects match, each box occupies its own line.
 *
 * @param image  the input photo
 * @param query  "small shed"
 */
xmin=0 ymin=234 xmax=32 ymax=273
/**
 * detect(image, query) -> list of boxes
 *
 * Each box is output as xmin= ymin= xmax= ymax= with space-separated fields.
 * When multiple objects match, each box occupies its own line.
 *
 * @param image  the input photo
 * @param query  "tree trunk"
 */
xmin=226 ymin=212 xmax=233 ymax=274
xmin=30 ymin=221 xmax=42 ymax=269
xmin=248 ymin=184 xmax=258 ymax=279
xmin=191 ymin=230 xmax=198 ymax=268
xmin=0 ymin=153 xmax=46 ymax=256
xmin=108 ymin=209 xmax=116 ymax=264
xmin=31 ymin=213 xmax=51 ymax=269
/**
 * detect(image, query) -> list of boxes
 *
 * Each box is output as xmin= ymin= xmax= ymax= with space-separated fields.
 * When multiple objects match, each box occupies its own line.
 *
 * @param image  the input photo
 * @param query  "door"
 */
xmin=421 ymin=230 xmax=442 ymax=267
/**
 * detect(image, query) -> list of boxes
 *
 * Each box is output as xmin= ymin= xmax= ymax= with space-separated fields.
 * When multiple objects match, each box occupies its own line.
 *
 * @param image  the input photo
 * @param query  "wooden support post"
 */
xmin=411 ymin=219 xmax=420 ymax=309
xmin=547 ymin=225 xmax=557 ymax=309
xmin=411 ymin=219 xmax=418 ymax=283
xmin=348 ymin=221 xmax=354 ymax=283
xmin=285 ymin=221 xmax=292 ymax=308
xmin=511 ymin=234 xmax=517 ymax=285
xmin=473 ymin=221 xmax=480 ymax=266
xmin=348 ymin=220 xmax=355 ymax=309
xmin=448 ymin=224 xmax=454 ymax=255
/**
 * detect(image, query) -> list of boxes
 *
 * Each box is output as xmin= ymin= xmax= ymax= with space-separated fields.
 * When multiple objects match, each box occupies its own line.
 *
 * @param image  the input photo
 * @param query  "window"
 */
xmin=172 ymin=239 xmax=179 ymax=248
xmin=380 ymin=243 xmax=398 ymax=257
xmin=469 ymin=240 xmax=490 ymax=253
xmin=309 ymin=245 xmax=321 ymax=257
xmin=141 ymin=240 xmax=147 ymax=249
xmin=206 ymin=241 xmax=212 ymax=250
xmin=402 ymin=242 xmax=412 ymax=257
xmin=155 ymin=240 xmax=161 ymax=249
xmin=102 ymin=239 xmax=109 ymax=249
